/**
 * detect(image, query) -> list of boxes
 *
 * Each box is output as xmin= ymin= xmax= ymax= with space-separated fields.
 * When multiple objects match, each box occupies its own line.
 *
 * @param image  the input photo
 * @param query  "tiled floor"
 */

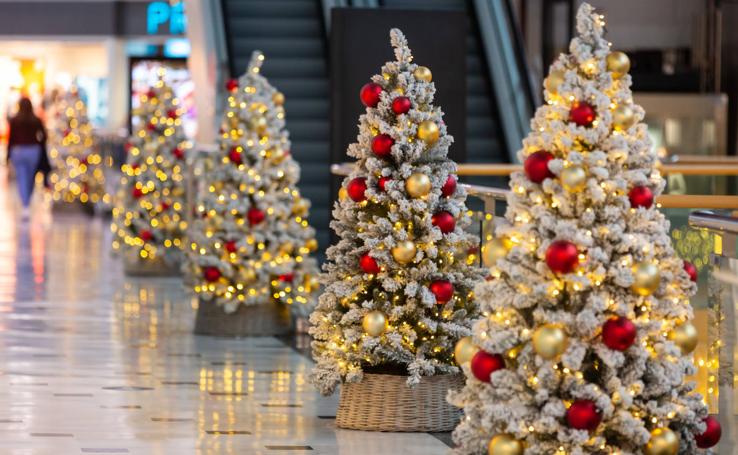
xmin=0 ymin=171 xmax=452 ymax=454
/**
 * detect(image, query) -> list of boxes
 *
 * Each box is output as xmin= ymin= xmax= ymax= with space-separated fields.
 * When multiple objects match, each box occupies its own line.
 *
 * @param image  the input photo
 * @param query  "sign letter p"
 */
xmin=147 ymin=2 xmax=170 ymax=35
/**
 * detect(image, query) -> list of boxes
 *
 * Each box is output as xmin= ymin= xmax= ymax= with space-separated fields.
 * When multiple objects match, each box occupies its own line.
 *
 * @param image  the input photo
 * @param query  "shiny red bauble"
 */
xmin=247 ymin=207 xmax=265 ymax=225
xmin=391 ymin=96 xmax=412 ymax=115
xmin=569 ymin=101 xmax=596 ymax=127
xmin=146 ymin=90 xmax=156 ymax=99
xmin=160 ymin=201 xmax=170 ymax=211
xmin=628 ymin=185 xmax=653 ymax=209
xmin=139 ymin=230 xmax=153 ymax=242
xmin=167 ymin=109 xmax=178 ymax=119
xmin=225 ymin=241 xmax=237 ymax=253
xmin=229 ymin=148 xmax=242 ymax=164
xmin=432 ymin=211 xmax=456 ymax=234
xmin=524 ymin=151 xmax=555 ymax=183
xmin=566 ymin=400 xmax=602 ymax=431
xmin=545 ymin=240 xmax=579 ymax=274
xmin=172 ymin=147 xmax=185 ymax=160
xmin=602 ymin=316 xmax=637 ymax=351
xmin=470 ymin=351 xmax=505 ymax=383
xmin=378 ymin=176 xmax=391 ymax=192
xmin=346 ymin=177 xmax=367 ymax=202
xmin=359 ymin=253 xmax=381 ymax=274
xmin=146 ymin=122 xmax=157 ymax=131
xmin=132 ymin=187 xmax=143 ymax=199
xmin=203 ymin=267 xmax=221 ymax=283
xmin=441 ymin=175 xmax=457 ymax=197
xmin=371 ymin=134 xmax=395 ymax=158
xmin=360 ymin=82 xmax=383 ymax=108
xmin=225 ymin=78 xmax=239 ymax=92
xmin=695 ymin=416 xmax=722 ymax=448
xmin=683 ymin=260 xmax=698 ymax=283
xmin=278 ymin=273 xmax=294 ymax=283
xmin=429 ymin=279 xmax=454 ymax=304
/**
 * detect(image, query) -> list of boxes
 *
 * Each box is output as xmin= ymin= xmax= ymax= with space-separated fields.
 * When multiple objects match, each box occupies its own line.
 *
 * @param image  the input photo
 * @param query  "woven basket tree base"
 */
xmin=336 ymin=372 xmax=464 ymax=432
xmin=123 ymin=255 xmax=181 ymax=278
xmin=194 ymin=299 xmax=293 ymax=337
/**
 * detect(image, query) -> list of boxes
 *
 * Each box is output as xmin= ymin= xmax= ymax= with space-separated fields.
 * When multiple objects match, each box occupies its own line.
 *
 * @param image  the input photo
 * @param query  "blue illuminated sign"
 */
xmin=147 ymin=1 xmax=186 ymax=35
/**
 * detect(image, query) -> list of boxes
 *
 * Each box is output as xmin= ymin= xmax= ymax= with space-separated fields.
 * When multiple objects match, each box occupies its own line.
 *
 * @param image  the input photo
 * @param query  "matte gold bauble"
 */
xmin=362 ymin=310 xmax=386 ymax=337
xmin=561 ymin=166 xmax=587 ymax=192
xmin=242 ymin=268 xmax=256 ymax=282
xmin=631 ymin=262 xmax=660 ymax=296
xmin=292 ymin=198 xmax=309 ymax=215
xmin=392 ymin=240 xmax=416 ymax=264
xmin=612 ymin=105 xmax=636 ymax=131
xmin=405 ymin=173 xmax=431 ymax=198
xmin=644 ymin=428 xmax=679 ymax=455
xmin=413 ymin=66 xmax=432 ymax=82
xmin=250 ymin=116 xmax=268 ymax=134
xmin=482 ymin=238 xmax=511 ymax=267
xmin=532 ymin=324 xmax=568 ymax=360
xmin=306 ymin=238 xmax=318 ymax=252
xmin=272 ymin=91 xmax=285 ymax=106
xmin=606 ymin=51 xmax=631 ymax=78
xmin=229 ymin=116 xmax=240 ymax=128
xmin=338 ymin=187 xmax=348 ymax=201
xmin=488 ymin=434 xmax=524 ymax=455
xmin=544 ymin=69 xmax=565 ymax=94
xmin=454 ymin=336 xmax=479 ymax=366
xmin=668 ymin=322 xmax=698 ymax=355
xmin=417 ymin=120 xmax=440 ymax=144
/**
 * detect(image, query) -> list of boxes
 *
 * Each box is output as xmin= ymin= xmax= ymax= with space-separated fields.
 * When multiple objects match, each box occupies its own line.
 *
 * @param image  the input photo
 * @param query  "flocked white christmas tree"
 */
xmin=309 ymin=29 xmax=483 ymax=395
xmin=449 ymin=4 xmax=721 ymax=455
xmin=111 ymin=76 xmax=189 ymax=266
xmin=186 ymin=51 xmax=319 ymax=314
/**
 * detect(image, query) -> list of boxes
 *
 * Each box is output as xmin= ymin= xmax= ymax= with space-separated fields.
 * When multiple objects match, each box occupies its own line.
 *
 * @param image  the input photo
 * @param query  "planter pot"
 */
xmin=194 ymin=299 xmax=292 ymax=337
xmin=52 ymin=200 xmax=94 ymax=216
xmin=123 ymin=254 xmax=181 ymax=277
xmin=336 ymin=372 xmax=464 ymax=432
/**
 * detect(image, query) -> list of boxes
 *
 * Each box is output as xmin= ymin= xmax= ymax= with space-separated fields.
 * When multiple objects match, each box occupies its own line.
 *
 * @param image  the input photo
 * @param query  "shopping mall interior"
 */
xmin=0 ymin=0 xmax=737 ymax=454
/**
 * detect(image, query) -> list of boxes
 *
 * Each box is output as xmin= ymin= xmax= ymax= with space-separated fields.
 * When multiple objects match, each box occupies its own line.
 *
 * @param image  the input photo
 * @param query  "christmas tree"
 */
xmin=111 ymin=77 xmax=189 ymax=268
xmin=48 ymin=88 xmax=107 ymax=206
xmin=186 ymin=51 xmax=319 ymax=314
xmin=309 ymin=29 xmax=482 ymax=395
xmin=449 ymin=4 xmax=721 ymax=454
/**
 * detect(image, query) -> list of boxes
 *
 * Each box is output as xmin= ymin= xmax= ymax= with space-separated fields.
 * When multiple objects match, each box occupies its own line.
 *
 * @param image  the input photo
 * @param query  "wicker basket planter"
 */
xmin=194 ymin=299 xmax=292 ymax=337
xmin=336 ymin=372 xmax=464 ymax=432
xmin=123 ymin=254 xmax=181 ymax=277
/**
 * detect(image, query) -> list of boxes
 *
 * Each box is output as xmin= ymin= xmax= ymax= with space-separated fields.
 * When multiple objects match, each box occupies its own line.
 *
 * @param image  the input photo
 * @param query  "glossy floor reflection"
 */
xmin=0 ymin=172 xmax=452 ymax=454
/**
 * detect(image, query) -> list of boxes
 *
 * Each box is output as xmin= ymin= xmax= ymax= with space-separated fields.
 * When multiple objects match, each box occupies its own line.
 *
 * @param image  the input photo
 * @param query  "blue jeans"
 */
xmin=10 ymin=145 xmax=41 ymax=208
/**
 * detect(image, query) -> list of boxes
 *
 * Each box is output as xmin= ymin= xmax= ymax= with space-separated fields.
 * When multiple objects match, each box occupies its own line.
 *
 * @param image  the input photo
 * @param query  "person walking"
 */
xmin=7 ymin=98 xmax=46 ymax=219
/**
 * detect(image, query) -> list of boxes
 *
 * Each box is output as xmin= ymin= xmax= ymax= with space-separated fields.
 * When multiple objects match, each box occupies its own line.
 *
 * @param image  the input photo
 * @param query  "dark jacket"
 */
xmin=8 ymin=116 xmax=51 ymax=186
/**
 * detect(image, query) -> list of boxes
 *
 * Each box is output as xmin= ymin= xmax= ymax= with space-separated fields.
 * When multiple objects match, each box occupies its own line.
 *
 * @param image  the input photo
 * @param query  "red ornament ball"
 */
xmin=391 ymin=96 xmax=412 ymax=115
xmin=203 ymin=267 xmax=221 ymax=283
xmin=359 ymin=253 xmax=381 ymax=274
xmin=146 ymin=89 xmax=156 ymax=99
xmin=429 ymin=279 xmax=454 ymax=304
xmin=229 ymin=148 xmax=242 ymax=164
xmin=160 ymin=201 xmax=170 ymax=211
xmin=695 ymin=416 xmax=722 ymax=449
xmin=167 ymin=109 xmax=178 ymax=119
xmin=172 ymin=147 xmax=185 ymax=160
xmin=278 ymin=273 xmax=294 ymax=283
xmin=470 ymin=351 xmax=505 ymax=383
xmin=566 ymin=400 xmax=602 ymax=431
xmin=628 ymin=186 xmax=653 ymax=209
xmin=247 ymin=207 xmax=265 ymax=225
xmin=146 ymin=122 xmax=157 ymax=132
xmin=132 ymin=187 xmax=143 ymax=199
xmin=346 ymin=177 xmax=367 ymax=202
xmin=432 ymin=211 xmax=456 ymax=234
xmin=602 ymin=317 xmax=637 ymax=351
xmin=441 ymin=175 xmax=457 ymax=197
xmin=139 ymin=230 xmax=153 ymax=242
xmin=371 ymin=134 xmax=395 ymax=158
xmin=569 ymin=101 xmax=597 ymax=127
xmin=225 ymin=78 xmax=239 ymax=92
xmin=360 ymin=82 xmax=383 ymax=107
xmin=683 ymin=260 xmax=698 ymax=283
xmin=546 ymin=240 xmax=579 ymax=274
xmin=378 ymin=176 xmax=391 ymax=192
xmin=524 ymin=151 xmax=554 ymax=183
xmin=225 ymin=241 xmax=237 ymax=253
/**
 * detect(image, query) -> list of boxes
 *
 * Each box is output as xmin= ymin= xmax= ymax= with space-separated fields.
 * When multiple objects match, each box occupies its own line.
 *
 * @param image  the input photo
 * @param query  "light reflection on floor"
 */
xmin=0 ymin=171 xmax=451 ymax=454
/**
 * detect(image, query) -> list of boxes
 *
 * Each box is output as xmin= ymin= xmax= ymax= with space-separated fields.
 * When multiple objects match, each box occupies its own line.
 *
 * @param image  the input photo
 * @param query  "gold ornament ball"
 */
xmin=482 ymin=238 xmax=511 ymax=267
xmin=242 ymin=268 xmax=256 ymax=282
xmin=362 ymin=310 xmax=386 ymax=337
xmin=631 ymin=262 xmax=660 ymax=296
xmin=250 ymin=116 xmax=268 ymax=134
xmin=532 ymin=324 xmax=568 ymax=360
xmin=544 ymin=69 xmax=565 ymax=94
xmin=306 ymin=238 xmax=318 ymax=252
xmin=644 ymin=428 xmax=679 ymax=455
xmin=392 ymin=240 xmax=417 ymax=264
xmin=561 ymin=166 xmax=587 ymax=192
xmin=338 ymin=187 xmax=348 ymax=201
xmin=488 ymin=434 xmax=524 ymax=455
xmin=417 ymin=120 xmax=440 ymax=144
xmin=413 ymin=66 xmax=432 ymax=82
xmin=272 ymin=91 xmax=285 ymax=106
xmin=668 ymin=322 xmax=698 ymax=355
xmin=613 ymin=105 xmax=636 ymax=131
xmin=454 ymin=336 xmax=479 ymax=366
xmin=405 ymin=173 xmax=432 ymax=198
xmin=606 ymin=51 xmax=631 ymax=78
